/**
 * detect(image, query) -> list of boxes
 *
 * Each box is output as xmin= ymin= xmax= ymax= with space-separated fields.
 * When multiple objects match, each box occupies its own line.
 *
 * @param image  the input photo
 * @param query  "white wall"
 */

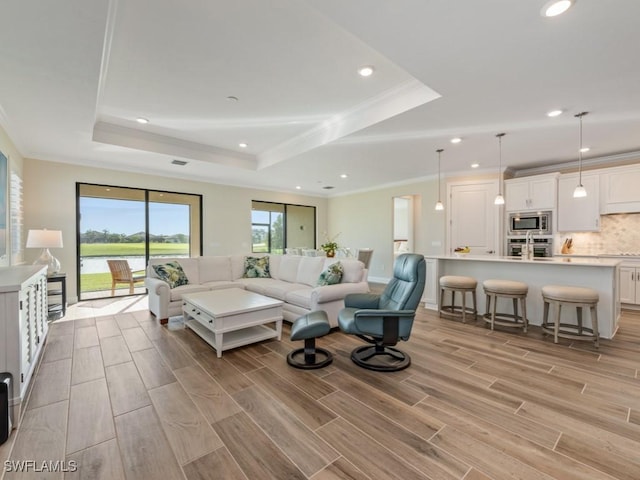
xmin=326 ymin=177 xmax=446 ymax=282
xmin=23 ymin=158 xmax=328 ymax=303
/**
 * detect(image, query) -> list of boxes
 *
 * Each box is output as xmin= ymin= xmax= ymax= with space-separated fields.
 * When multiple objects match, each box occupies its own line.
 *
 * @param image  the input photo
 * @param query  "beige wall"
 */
xmin=326 ymin=177 xmax=446 ymax=281
xmin=24 ymin=158 xmax=328 ymax=303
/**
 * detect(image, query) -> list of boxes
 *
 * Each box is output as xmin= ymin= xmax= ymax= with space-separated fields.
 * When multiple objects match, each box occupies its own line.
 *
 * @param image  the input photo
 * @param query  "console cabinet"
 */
xmin=0 ymin=266 xmax=48 ymax=427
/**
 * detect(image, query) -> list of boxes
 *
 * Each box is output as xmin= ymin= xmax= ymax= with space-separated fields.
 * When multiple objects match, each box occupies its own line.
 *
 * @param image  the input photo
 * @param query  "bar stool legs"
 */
xmin=439 ymin=276 xmax=478 ymax=323
xmin=541 ymin=285 xmax=599 ymax=348
xmin=483 ymin=279 xmax=529 ymax=333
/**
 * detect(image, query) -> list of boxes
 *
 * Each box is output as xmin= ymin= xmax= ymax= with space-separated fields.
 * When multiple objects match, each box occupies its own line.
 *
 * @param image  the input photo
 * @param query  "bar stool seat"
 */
xmin=541 ymin=285 xmax=599 ymax=347
xmin=483 ymin=279 xmax=528 ymax=332
xmin=439 ymin=275 xmax=478 ymax=323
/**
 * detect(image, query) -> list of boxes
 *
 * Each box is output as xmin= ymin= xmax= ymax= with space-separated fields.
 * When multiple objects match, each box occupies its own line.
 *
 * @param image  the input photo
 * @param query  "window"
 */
xmin=251 ymin=201 xmax=315 ymax=254
xmin=77 ymin=183 xmax=202 ymax=300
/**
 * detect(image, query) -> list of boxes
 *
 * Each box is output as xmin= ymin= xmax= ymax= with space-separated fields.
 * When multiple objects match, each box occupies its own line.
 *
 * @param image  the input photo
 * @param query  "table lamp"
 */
xmin=26 ymin=229 xmax=63 ymax=275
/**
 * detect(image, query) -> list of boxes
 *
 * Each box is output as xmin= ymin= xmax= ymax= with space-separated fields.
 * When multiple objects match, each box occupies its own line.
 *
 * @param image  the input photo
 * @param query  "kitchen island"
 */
xmin=425 ymin=255 xmax=621 ymax=339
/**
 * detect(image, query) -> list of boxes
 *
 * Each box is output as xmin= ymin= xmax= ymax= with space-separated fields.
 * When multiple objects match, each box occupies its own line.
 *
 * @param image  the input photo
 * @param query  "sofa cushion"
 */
xmin=285 ymin=287 xmax=313 ymax=309
xmin=153 ymin=261 xmax=190 ymax=288
xmin=230 ymin=255 xmax=246 ymax=280
xmin=317 ymin=261 xmax=344 ymax=286
xmin=296 ymin=256 xmax=325 ymax=286
xmin=199 ymin=256 xmax=232 ymax=283
xmin=263 ymin=281 xmax=307 ymax=301
xmin=278 ymin=255 xmax=301 ymax=283
xmin=169 ymin=284 xmax=211 ymax=301
xmin=243 ymin=256 xmax=271 ymax=278
xmin=331 ymin=258 xmax=364 ymax=283
xmin=237 ymin=278 xmax=269 ymax=296
xmin=201 ymin=280 xmax=245 ymax=291
xmin=266 ymin=254 xmax=281 ymax=279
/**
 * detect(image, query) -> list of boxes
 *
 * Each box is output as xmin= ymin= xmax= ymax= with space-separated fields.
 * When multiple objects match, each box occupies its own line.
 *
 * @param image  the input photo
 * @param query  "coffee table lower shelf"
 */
xmin=185 ymin=318 xmax=280 ymax=357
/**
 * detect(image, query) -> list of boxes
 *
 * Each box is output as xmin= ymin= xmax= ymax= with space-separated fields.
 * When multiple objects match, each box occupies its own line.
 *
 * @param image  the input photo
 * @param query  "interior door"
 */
xmin=448 ymin=181 xmax=500 ymax=256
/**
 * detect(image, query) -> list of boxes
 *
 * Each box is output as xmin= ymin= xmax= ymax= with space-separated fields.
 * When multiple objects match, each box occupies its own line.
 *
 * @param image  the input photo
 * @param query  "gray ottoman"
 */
xmin=287 ymin=311 xmax=333 ymax=369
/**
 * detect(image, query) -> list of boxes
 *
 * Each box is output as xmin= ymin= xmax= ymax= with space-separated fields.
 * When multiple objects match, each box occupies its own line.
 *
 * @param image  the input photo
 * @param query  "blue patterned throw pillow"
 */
xmin=317 ymin=261 xmax=343 ymax=286
xmin=152 ymin=261 xmax=189 ymax=288
xmin=243 ymin=256 xmax=271 ymax=278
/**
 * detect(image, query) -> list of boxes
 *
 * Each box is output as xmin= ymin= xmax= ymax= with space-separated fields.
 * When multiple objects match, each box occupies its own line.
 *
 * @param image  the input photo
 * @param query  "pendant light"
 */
xmin=573 ymin=112 xmax=589 ymax=198
xmin=494 ymin=133 xmax=506 ymax=205
xmin=435 ymin=149 xmax=444 ymax=211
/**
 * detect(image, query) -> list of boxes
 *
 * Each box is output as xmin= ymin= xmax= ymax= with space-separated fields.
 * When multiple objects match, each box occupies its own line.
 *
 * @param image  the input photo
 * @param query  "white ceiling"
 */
xmin=2 ymin=0 xmax=640 ymax=196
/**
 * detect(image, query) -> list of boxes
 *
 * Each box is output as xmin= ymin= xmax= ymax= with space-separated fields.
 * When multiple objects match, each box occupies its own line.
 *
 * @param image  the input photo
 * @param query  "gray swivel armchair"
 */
xmin=337 ymin=253 xmax=426 ymax=371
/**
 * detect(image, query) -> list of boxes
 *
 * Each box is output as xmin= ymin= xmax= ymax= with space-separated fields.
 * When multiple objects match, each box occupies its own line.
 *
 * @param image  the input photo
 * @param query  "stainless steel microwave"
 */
xmin=508 ymin=211 xmax=552 ymax=236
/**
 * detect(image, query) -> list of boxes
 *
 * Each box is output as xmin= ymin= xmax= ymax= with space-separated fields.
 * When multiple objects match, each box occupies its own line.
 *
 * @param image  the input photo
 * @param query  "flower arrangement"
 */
xmin=320 ymin=232 xmax=341 ymax=257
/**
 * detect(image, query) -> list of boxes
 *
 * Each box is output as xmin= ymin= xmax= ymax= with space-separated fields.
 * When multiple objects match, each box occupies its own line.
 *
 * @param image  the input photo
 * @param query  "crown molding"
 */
xmin=511 ymin=150 xmax=640 ymax=177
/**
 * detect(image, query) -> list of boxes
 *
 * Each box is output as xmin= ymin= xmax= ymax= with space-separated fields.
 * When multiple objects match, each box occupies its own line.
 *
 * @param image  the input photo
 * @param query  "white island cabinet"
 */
xmin=0 ymin=265 xmax=48 ymax=426
xmin=427 ymin=255 xmax=620 ymax=339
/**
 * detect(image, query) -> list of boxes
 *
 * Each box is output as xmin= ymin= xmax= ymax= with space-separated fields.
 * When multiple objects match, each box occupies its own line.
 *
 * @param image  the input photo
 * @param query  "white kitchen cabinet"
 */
xmin=0 ymin=266 xmax=48 ymax=427
xmin=505 ymin=173 xmax=559 ymax=211
xmin=619 ymin=264 xmax=640 ymax=305
xmin=600 ymin=164 xmax=640 ymax=214
xmin=557 ymin=173 xmax=600 ymax=232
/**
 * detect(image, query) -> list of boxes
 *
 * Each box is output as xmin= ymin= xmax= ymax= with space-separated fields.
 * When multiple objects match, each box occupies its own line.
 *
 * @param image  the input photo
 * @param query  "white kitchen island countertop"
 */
xmin=426 ymin=254 xmax=621 ymax=339
xmin=428 ymin=254 xmax=621 ymax=267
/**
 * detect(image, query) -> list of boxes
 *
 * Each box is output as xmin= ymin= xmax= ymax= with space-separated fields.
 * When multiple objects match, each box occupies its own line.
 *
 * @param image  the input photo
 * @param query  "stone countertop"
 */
xmin=426 ymin=255 xmax=621 ymax=267
xmin=555 ymin=253 xmax=640 ymax=260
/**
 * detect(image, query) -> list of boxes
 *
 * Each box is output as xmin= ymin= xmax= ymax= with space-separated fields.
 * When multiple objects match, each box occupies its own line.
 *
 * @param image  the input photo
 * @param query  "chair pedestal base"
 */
xmin=287 ymin=338 xmax=333 ymax=370
xmin=351 ymin=345 xmax=411 ymax=372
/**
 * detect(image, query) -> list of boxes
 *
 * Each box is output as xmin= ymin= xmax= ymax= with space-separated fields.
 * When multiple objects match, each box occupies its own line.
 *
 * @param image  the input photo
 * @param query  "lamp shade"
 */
xmin=26 ymin=229 xmax=63 ymax=249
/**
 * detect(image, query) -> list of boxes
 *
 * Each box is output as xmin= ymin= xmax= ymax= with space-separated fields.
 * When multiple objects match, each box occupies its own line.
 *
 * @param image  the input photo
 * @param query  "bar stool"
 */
xmin=541 ymin=285 xmax=599 ymax=348
xmin=483 ymin=279 xmax=528 ymax=332
xmin=439 ymin=275 xmax=478 ymax=323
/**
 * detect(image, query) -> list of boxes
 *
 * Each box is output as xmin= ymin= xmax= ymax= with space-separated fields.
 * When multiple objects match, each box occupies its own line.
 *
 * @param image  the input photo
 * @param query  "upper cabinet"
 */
xmin=600 ymin=164 xmax=640 ymax=214
xmin=505 ymin=173 xmax=559 ymax=212
xmin=557 ymin=173 xmax=600 ymax=232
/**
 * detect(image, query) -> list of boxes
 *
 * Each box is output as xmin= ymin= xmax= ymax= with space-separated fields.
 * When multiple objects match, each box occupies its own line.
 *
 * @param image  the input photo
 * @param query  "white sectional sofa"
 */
xmin=145 ymin=254 xmax=369 ymax=328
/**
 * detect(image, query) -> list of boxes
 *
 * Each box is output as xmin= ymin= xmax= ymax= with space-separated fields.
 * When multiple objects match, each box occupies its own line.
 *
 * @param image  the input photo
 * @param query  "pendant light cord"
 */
xmin=576 ymin=112 xmax=588 ymax=186
xmin=496 ymin=133 xmax=505 ymax=193
xmin=437 ymin=148 xmax=443 ymax=200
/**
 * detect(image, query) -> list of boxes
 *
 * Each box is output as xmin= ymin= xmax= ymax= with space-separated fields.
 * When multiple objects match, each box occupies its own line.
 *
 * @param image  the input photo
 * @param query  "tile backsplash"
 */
xmin=557 ymin=213 xmax=640 ymax=255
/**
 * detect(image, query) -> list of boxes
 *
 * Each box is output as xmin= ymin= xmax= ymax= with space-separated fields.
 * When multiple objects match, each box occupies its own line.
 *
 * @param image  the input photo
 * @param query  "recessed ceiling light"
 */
xmin=295 ymin=186 xmax=301 ymax=190
xmin=357 ymin=65 xmax=375 ymax=77
xmin=340 ymin=174 xmax=348 ymax=179
xmin=471 ymin=163 xmax=479 ymax=168
xmin=450 ymin=137 xmax=462 ymax=144
xmin=541 ymin=0 xmax=574 ymax=17
xmin=136 ymin=117 xmax=149 ymax=124
xmin=547 ymin=109 xmax=563 ymax=117
xmin=580 ymin=147 xmax=590 ymax=153
xmin=239 ymin=143 xmax=248 ymax=148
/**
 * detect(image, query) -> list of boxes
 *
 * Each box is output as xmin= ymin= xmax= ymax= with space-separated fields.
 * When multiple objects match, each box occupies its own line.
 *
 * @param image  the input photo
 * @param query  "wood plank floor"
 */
xmin=2 ymin=301 xmax=640 ymax=479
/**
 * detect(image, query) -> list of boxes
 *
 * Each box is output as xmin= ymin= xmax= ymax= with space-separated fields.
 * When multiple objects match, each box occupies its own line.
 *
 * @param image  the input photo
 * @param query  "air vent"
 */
xmin=322 ymin=186 xmax=335 ymax=190
xmin=171 ymin=159 xmax=188 ymax=166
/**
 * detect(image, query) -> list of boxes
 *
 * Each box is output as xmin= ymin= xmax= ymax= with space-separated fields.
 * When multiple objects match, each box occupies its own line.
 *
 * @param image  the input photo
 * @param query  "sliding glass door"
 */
xmin=251 ymin=200 xmax=315 ymax=254
xmin=77 ymin=184 xmax=202 ymax=300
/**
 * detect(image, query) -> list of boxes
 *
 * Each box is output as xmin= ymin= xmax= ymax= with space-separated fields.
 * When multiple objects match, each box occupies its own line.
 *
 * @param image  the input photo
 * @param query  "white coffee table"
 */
xmin=182 ymin=288 xmax=283 ymax=357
